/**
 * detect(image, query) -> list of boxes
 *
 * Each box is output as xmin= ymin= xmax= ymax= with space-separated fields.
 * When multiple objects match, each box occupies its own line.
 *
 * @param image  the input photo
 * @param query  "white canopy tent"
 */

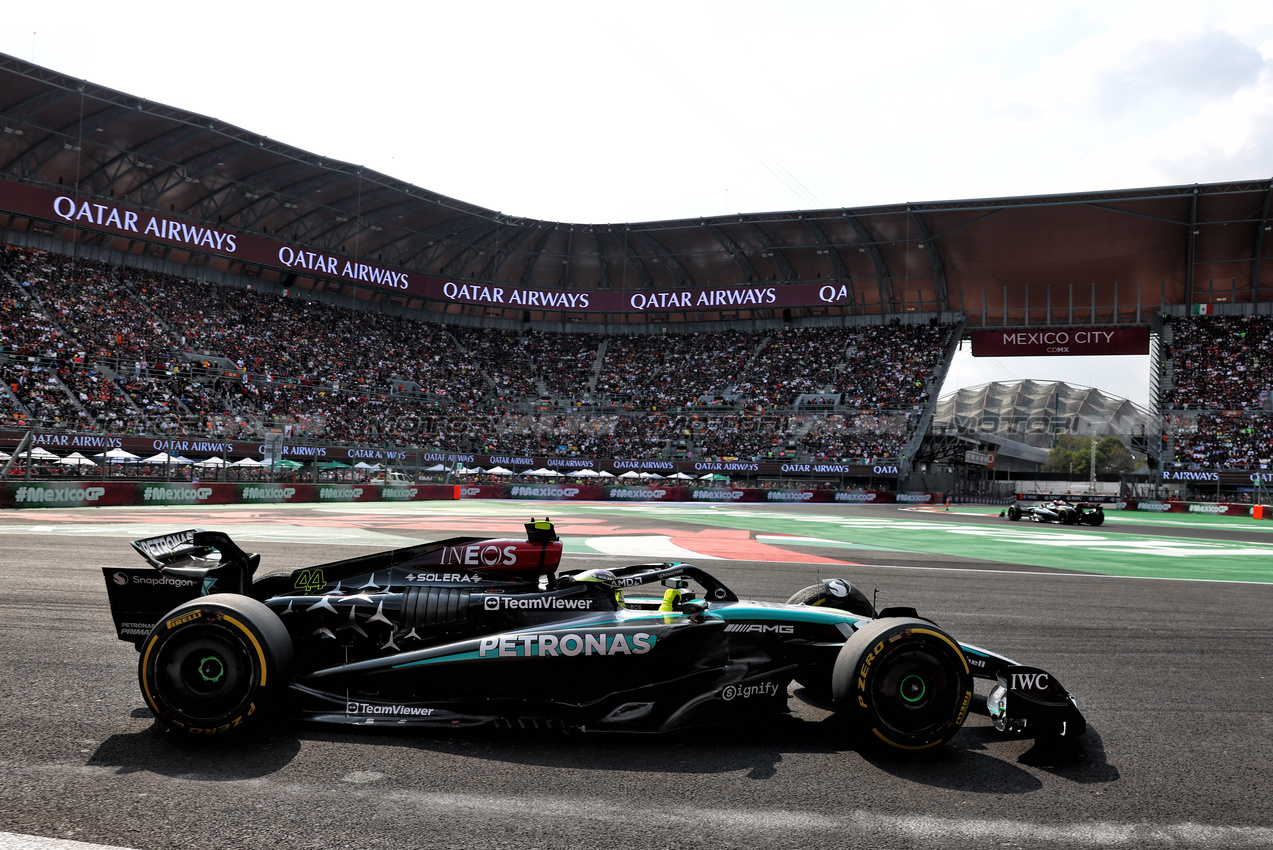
xmin=485 ymin=466 xmax=515 ymax=476
xmin=57 ymin=452 xmax=97 ymax=466
xmin=525 ymin=468 xmax=562 ymax=477
xmin=141 ymin=452 xmax=191 ymax=464
xmin=95 ymin=448 xmax=140 ymax=461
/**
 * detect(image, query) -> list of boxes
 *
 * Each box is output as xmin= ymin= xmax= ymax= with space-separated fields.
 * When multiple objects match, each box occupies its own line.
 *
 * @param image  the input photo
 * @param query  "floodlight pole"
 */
xmin=1089 ymin=423 xmax=1097 ymax=495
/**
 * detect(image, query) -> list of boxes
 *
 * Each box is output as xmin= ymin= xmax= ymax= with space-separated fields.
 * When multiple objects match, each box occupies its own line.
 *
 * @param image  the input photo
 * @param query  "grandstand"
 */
xmin=1 ymin=53 xmax=1271 ymax=499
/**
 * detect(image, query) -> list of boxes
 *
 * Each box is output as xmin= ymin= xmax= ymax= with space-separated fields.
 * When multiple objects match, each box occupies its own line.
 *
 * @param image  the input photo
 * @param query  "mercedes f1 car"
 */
xmin=103 ymin=519 xmax=1086 ymax=752
xmin=1004 ymin=499 xmax=1105 ymax=526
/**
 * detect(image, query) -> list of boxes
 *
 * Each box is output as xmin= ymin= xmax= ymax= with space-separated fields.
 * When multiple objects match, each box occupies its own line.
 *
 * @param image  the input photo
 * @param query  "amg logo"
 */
xmin=724 ymin=624 xmax=795 ymax=634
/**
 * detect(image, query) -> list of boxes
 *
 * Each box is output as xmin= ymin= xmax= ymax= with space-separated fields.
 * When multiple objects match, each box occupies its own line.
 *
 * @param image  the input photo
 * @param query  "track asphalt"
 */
xmin=1 ymin=501 xmax=1271 ymax=850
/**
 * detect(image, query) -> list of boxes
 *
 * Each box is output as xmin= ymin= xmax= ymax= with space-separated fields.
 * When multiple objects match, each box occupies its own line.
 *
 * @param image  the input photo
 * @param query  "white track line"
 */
xmin=0 ymin=834 xmax=139 ymax=850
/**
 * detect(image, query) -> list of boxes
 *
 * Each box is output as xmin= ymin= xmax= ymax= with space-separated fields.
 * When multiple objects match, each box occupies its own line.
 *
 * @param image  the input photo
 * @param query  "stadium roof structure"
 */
xmin=932 ymin=380 xmax=1154 ymax=450
xmin=2 ymin=52 xmax=1272 ymax=326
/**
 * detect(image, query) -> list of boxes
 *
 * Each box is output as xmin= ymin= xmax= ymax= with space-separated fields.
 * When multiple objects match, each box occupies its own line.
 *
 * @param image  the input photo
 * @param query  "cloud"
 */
xmin=1091 ymin=27 xmax=1266 ymax=116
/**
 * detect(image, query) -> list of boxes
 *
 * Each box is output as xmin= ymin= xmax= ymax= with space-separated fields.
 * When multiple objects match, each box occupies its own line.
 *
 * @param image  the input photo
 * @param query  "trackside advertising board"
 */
xmin=0 ymin=482 xmax=459 ymax=508
xmin=1118 ymin=500 xmax=1272 ymax=518
xmin=0 ymin=482 xmax=937 ymax=508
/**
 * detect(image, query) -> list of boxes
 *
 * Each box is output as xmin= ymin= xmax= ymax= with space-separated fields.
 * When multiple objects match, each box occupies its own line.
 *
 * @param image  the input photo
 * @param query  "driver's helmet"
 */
xmin=574 ymin=568 xmax=625 ymax=606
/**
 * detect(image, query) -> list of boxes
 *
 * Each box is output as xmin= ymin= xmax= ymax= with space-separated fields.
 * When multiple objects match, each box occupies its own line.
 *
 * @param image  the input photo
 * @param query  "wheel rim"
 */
xmin=868 ymin=645 xmax=960 ymax=739
xmin=154 ymin=626 xmax=254 ymax=722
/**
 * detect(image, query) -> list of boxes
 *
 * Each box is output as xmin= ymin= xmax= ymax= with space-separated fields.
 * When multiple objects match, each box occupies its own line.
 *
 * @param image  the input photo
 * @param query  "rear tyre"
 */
xmin=832 ymin=618 xmax=973 ymax=752
xmin=1006 ymin=505 xmax=1022 ymax=521
xmin=139 ymin=594 xmax=293 ymax=737
xmin=785 ymin=582 xmax=874 ymax=697
xmin=785 ymin=581 xmax=874 ymax=617
xmin=1085 ymin=511 xmax=1105 ymax=527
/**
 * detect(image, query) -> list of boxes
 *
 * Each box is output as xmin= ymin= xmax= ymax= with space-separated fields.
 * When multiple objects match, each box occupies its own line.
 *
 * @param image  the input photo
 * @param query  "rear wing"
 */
xmin=104 ymin=529 xmax=262 ymax=646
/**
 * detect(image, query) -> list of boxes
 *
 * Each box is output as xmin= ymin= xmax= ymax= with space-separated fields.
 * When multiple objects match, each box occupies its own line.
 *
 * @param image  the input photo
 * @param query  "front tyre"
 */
xmin=139 ymin=594 xmax=293 ymax=737
xmin=832 ymin=618 xmax=973 ymax=752
xmin=1006 ymin=505 xmax=1022 ymax=521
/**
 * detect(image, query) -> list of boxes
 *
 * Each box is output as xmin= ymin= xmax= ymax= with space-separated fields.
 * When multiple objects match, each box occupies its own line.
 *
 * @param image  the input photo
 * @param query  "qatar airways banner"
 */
xmin=2 ymin=179 xmax=864 ymax=313
xmin=1 ymin=429 xmax=905 ymax=478
xmin=970 ymin=327 xmax=1149 ymax=357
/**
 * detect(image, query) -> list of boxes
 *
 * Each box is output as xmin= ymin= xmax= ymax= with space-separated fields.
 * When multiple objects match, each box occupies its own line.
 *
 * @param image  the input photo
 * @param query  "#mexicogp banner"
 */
xmin=0 ymin=481 xmax=935 ymax=508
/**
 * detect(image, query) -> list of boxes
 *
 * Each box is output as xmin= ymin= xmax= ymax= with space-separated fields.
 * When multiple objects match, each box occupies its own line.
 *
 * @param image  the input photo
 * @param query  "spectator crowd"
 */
xmin=1162 ymin=314 xmax=1273 ymax=469
xmin=0 ymin=244 xmax=960 ymax=463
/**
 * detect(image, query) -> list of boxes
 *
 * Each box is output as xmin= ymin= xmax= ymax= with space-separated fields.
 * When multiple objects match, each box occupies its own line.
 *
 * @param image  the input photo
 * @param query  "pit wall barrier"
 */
xmin=1118 ymin=499 xmax=1273 ymax=519
xmin=0 ymin=481 xmax=943 ymax=509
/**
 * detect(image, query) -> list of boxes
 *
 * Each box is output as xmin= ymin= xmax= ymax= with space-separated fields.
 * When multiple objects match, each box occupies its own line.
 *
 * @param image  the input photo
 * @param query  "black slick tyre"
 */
xmin=832 ymin=617 xmax=973 ymax=752
xmin=785 ymin=581 xmax=873 ymax=617
xmin=1006 ymin=505 xmax=1022 ymax=521
xmin=138 ymin=594 xmax=293 ymax=737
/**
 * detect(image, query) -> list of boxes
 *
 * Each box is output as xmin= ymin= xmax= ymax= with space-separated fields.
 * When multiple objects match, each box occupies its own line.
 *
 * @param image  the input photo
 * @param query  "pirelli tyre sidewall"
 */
xmin=139 ymin=594 xmax=293 ymax=737
xmin=1006 ymin=504 xmax=1022 ymax=521
xmin=832 ymin=617 xmax=973 ymax=752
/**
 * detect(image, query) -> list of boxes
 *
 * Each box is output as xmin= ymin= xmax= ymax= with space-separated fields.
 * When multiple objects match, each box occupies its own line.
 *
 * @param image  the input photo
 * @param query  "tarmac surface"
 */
xmin=0 ymin=500 xmax=1271 ymax=850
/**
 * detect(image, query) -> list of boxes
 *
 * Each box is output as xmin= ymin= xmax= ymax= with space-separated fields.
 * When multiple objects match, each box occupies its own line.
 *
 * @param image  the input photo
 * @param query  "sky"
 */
xmin=6 ymin=0 xmax=1273 ymax=410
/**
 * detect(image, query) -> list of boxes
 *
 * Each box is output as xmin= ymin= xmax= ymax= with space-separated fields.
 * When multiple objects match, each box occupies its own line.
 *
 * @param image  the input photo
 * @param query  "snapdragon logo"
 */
xmin=242 ymin=486 xmax=297 ymax=500
xmin=483 ymin=596 xmax=593 ymax=611
xmin=143 ymin=487 xmax=213 ymax=501
xmin=478 ymin=632 xmax=655 ymax=657
xmin=122 ymin=575 xmax=197 ymax=587
xmin=510 ymin=486 xmax=580 ymax=498
xmin=766 ymin=491 xmax=814 ymax=501
xmin=14 ymin=486 xmax=106 ymax=503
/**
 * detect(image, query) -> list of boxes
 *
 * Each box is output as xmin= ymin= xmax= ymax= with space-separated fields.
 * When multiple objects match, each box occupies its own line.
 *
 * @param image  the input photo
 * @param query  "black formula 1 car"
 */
xmin=103 ymin=520 xmax=1086 ymax=753
xmin=1004 ymin=499 xmax=1105 ymax=526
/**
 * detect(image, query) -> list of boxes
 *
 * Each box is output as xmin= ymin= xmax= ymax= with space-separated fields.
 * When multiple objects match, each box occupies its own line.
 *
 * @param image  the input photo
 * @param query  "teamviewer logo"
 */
xmin=483 ymin=595 xmax=500 ymax=611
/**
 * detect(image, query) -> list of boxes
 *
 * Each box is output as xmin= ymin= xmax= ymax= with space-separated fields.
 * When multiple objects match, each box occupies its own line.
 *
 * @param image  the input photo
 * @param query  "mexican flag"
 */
xmin=1192 ymin=304 xmax=1215 ymax=315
